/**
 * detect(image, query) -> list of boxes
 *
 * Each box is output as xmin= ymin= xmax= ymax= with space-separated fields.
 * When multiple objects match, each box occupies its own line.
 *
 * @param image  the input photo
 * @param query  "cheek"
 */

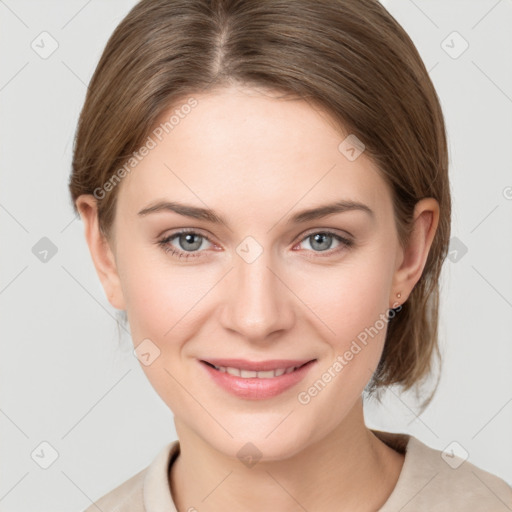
xmin=118 ymin=252 xmax=209 ymax=409
xmin=117 ymin=242 xmax=210 ymax=341
xmin=295 ymin=250 xmax=394 ymax=390
xmin=293 ymin=262 xmax=393 ymax=424
xmin=296 ymin=253 xmax=394 ymax=345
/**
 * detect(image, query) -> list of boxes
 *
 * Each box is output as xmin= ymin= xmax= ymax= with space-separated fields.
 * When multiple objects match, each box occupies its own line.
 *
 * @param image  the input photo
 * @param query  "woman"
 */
xmin=69 ymin=0 xmax=512 ymax=510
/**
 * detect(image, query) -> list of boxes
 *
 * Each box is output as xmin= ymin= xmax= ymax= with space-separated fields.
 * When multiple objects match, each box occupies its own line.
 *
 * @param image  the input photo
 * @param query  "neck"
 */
xmin=169 ymin=397 xmax=405 ymax=512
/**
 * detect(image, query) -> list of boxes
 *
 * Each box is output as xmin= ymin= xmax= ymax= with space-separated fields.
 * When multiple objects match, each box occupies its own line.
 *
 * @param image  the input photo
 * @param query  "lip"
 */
xmin=201 ymin=358 xmax=313 ymax=372
xmin=199 ymin=358 xmax=317 ymax=400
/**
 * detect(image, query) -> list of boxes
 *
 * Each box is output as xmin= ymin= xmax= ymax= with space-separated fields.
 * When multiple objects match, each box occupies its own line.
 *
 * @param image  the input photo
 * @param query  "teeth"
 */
xmin=225 ymin=366 xmax=240 ymax=376
xmin=213 ymin=364 xmax=301 ymax=378
xmin=256 ymin=370 xmax=276 ymax=378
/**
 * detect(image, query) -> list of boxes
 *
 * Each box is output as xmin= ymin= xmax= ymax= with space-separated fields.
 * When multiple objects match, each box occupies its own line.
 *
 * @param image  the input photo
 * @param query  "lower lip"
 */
xmin=199 ymin=360 xmax=316 ymax=400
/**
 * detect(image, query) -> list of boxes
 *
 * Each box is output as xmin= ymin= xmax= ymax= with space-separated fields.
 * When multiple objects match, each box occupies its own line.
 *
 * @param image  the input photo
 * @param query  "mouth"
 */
xmin=199 ymin=358 xmax=317 ymax=400
xmin=200 ymin=359 xmax=316 ymax=379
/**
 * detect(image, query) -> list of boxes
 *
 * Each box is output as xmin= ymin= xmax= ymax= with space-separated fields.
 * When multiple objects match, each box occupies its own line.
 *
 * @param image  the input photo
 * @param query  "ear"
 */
xmin=75 ymin=195 xmax=126 ymax=310
xmin=390 ymin=197 xmax=440 ymax=307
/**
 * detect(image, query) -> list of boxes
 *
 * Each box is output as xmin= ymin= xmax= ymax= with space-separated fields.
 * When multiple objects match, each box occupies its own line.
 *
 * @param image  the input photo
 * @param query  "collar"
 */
xmin=143 ymin=440 xmax=180 ymax=512
xmin=141 ymin=430 xmax=415 ymax=512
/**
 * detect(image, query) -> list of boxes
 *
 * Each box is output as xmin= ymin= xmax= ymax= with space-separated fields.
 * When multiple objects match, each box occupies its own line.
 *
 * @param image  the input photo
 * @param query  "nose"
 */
xmin=219 ymin=247 xmax=296 ymax=342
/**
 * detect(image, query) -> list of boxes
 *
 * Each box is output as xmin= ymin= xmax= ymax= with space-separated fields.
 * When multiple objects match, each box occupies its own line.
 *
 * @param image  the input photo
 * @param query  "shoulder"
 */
xmin=80 ymin=441 xmax=179 ymax=512
xmin=377 ymin=431 xmax=512 ymax=512
xmin=81 ymin=467 xmax=146 ymax=512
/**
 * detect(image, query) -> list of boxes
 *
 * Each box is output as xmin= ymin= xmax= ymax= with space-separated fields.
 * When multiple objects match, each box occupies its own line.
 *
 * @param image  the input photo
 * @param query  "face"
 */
xmin=88 ymin=85 xmax=410 ymax=460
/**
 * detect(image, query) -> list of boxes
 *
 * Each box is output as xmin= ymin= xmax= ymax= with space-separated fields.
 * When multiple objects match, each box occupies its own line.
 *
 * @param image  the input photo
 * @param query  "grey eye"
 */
xmin=307 ymin=232 xmax=336 ymax=251
xmin=177 ymin=232 xmax=204 ymax=251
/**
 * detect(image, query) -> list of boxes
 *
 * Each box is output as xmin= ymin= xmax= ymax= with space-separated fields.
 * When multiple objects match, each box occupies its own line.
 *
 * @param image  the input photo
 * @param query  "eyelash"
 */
xmin=157 ymin=228 xmax=354 ymax=260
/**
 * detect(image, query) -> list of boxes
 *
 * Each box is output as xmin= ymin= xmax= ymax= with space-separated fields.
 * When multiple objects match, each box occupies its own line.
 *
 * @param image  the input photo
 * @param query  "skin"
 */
xmin=77 ymin=84 xmax=439 ymax=512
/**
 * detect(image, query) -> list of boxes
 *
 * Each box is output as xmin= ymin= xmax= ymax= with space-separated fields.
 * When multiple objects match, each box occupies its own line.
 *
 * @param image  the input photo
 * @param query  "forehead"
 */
xmin=116 ymin=85 xmax=392 ymax=222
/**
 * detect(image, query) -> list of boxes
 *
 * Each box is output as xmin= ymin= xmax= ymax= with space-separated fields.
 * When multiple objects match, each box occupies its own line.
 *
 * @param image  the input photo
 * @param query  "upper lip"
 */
xmin=201 ymin=358 xmax=315 ymax=371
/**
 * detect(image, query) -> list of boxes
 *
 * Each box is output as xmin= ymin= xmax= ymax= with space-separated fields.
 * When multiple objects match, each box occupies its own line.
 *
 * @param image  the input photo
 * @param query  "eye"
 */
xmin=157 ymin=228 xmax=354 ymax=260
xmin=294 ymin=230 xmax=354 ymax=257
xmin=157 ymin=229 xmax=213 ymax=259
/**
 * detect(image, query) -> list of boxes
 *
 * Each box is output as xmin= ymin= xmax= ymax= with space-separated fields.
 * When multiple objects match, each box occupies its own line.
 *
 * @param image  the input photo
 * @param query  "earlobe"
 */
xmin=75 ymin=195 xmax=126 ymax=310
xmin=390 ymin=198 xmax=440 ymax=306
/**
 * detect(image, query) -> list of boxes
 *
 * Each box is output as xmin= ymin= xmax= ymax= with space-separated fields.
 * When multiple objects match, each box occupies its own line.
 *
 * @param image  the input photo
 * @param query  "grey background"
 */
xmin=1 ymin=1 xmax=511 ymax=511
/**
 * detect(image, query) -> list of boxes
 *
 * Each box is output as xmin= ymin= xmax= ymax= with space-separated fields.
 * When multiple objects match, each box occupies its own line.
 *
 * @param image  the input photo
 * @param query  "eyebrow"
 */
xmin=137 ymin=199 xmax=374 ymax=225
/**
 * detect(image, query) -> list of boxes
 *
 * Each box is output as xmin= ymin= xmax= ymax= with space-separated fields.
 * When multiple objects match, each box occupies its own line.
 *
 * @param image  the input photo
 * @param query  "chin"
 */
xmin=198 ymin=415 xmax=320 ymax=464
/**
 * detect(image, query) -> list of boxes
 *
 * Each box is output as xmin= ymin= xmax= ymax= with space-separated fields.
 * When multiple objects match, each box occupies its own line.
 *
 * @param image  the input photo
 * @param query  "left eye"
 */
xmin=296 ymin=231 xmax=353 ymax=255
xmin=157 ymin=229 xmax=353 ymax=260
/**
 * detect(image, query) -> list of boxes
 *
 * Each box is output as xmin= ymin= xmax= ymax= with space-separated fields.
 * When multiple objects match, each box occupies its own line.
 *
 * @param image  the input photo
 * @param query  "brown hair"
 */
xmin=69 ymin=0 xmax=451 ymax=411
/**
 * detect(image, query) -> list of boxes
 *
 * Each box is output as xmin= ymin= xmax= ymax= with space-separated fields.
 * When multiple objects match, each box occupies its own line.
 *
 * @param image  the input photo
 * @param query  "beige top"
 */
xmin=82 ymin=430 xmax=512 ymax=511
